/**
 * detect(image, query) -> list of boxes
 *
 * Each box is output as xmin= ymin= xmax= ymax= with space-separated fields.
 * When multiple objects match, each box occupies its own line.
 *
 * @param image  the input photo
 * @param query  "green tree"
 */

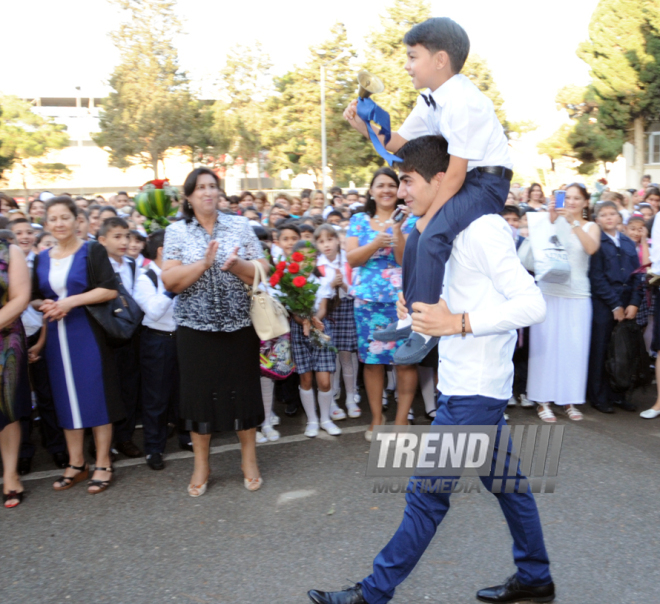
xmin=216 ymin=42 xmax=273 ymax=188
xmin=0 ymin=95 xmax=69 ymax=181
xmin=576 ymin=0 xmax=660 ymax=172
xmin=363 ymin=0 xmax=431 ymax=129
xmin=538 ymin=124 xmax=574 ymax=172
xmin=93 ymin=0 xmax=195 ymax=178
xmin=265 ymin=23 xmax=377 ymax=187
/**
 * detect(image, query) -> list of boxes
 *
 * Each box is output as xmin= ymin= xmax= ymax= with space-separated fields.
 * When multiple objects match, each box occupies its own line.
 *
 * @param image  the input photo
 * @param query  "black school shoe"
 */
xmin=18 ymin=457 xmax=32 ymax=476
xmin=477 ymin=574 xmax=555 ymax=603
xmin=308 ymin=584 xmax=366 ymax=604
xmin=146 ymin=452 xmax=165 ymax=471
xmin=52 ymin=451 xmax=69 ymax=469
xmin=614 ymin=399 xmax=637 ymax=412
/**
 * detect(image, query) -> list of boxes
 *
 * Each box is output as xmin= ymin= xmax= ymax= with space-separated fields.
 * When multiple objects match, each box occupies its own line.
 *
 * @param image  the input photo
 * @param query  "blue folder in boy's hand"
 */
xmin=357 ymin=97 xmax=403 ymax=167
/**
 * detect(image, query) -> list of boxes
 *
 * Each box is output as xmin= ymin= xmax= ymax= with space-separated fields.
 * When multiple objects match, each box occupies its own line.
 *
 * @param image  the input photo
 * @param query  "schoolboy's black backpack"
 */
xmin=606 ymin=319 xmax=651 ymax=393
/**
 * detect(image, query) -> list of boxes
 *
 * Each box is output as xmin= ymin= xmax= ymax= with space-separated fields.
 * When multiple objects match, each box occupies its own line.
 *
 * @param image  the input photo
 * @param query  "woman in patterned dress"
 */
xmin=162 ymin=167 xmax=270 ymax=496
xmin=0 ymin=238 xmax=31 ymax=508
xmin=346 ymin=167 xmax=418 ymax=440
xmin=31 ymin=197 xmax=123 ymax=494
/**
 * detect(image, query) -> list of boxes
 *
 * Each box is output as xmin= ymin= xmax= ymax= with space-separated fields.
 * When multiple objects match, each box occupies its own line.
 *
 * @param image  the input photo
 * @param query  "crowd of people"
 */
xmin=0 ymin=169 xmax=659 ymax=509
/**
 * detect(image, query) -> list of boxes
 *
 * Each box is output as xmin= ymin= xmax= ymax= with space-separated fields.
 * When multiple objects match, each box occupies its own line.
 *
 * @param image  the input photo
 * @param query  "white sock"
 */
xmin=299 ymin=387 xmax=318 ymax=424
xmin=332 ymin=369 xmax=341 ymax=397
xmin=318 ymin=390 xmax=334 ymax=424
xmin=396 ymin=314 xmax=412 ymax=330
xmin=352 ymin=352 xmax=359 ymax=393
xmin=417 ymin=366 xmax=437 ymax=414
xmin=386 ymin=367 xmax=396 ymax=392
xmin=418 ymin=333 xmax=433 ymax=343
xmin=260 ymin=376 xmax=275 ymax=427
xmin=338 ymin=351 xmax=355 ymax=401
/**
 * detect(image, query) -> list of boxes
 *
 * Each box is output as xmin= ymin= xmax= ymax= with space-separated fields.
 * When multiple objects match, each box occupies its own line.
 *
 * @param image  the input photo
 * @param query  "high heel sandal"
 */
xmin=187 ymin=473 xmax=209 ymax=498
xmin=3 ymin=490 xmax=25 ymax=509
xmin=87 ymin=466 xmax=113 ymax=495
xmin=244 ymin=476 xmax=263 ymax=492
xmin=53 ymin=463 xmax=89 ymax=491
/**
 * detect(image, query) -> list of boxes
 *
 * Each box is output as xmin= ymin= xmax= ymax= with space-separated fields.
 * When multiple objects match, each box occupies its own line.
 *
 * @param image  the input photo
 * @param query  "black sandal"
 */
xmin=3 ymin=490 xmax=25 ymax=508
xmin=87 ymin=466 xmax=113 ymax=495
xmin=53 ymin=463 xmax=89 ymax=491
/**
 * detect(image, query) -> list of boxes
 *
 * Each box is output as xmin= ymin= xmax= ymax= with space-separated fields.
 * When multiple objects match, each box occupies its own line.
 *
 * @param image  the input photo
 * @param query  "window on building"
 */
xmin=649 ymin=132 xmax=660 ymax=165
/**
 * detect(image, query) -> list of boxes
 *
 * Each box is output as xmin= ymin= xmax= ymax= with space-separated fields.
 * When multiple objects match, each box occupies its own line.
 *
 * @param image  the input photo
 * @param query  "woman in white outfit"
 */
xmin=527 ymin=184 xmax=601 ymax=422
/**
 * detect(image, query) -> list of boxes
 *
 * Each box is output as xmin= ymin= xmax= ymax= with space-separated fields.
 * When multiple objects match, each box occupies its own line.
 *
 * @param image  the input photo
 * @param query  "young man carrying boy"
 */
xmin=344 ymin=17 xmax=512 ymax=364
xmin=588 ymin=201 xmax=642 ymax=414
xmin=308 ymin=136 xmax=554 ymax=604
xmin=134 ymin=230 xmax=190 ymax=470
xmin=98 ymin=217 xmax=142 ymax=458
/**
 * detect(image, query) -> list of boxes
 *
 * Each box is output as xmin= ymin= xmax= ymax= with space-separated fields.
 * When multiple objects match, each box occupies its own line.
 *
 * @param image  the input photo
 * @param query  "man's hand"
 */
xmin=396 ymin=292 xmax=409 ymax=321
xmin=624 ymin=305 xmax=638 ymax=320
xmin=411 ymin=299 xmax=463 ymax=337
xmin=613 ymin=307 xmax=625 ymax=322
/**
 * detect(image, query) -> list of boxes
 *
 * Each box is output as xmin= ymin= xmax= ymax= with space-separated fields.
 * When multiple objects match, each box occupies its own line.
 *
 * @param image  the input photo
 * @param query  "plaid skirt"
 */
xmin=291 ymin=318 xmax=336 ymax=374
xmin=327 ymin=296 xmax=357 ymax=351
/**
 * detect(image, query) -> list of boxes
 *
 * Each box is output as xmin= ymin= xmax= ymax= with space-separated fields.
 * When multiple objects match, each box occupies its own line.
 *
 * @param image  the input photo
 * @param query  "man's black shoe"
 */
xmin=52 ymin=451 xmax=69 ymax=469
xmin=614 ymin=399 xmax=637 ymax=412
xmin=88 ymin=440 xmax=118 ymax=461
xmin=591 ymin=402 xmax=615 ymax=414
xmin=146 ymin=453 xmax=165 ymax=471
xmin=179 ymin=441 xmax=194 ymax=452
xmin=116 ymin=440 xmax=142 ymax=458
xmin=17 ymin=457 xmax=32 ymax=476
xmin=477 ymin=574 xmax=555 ymax=603
xmin=285 ymin=401 xmax=299 ymax=416
xmin=308 ymin=584 xmax=366 ymax=604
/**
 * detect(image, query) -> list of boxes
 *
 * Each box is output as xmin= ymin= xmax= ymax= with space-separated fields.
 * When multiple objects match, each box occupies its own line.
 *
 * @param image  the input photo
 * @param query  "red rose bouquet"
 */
xmin=272 ymin=243 xmax=336 ymax=351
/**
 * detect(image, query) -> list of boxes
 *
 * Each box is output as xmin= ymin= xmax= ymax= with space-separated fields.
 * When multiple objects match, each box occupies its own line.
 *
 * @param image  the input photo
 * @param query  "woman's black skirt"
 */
xmin=177 ymin=325 xmax=264 ymax=434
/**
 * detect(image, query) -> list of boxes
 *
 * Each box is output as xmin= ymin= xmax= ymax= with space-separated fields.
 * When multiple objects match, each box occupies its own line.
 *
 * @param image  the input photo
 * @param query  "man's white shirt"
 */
xmin=436 ymin=215 xmax=546 ymax=400
xmin=109 ymin=256 xmax=135 ymax=295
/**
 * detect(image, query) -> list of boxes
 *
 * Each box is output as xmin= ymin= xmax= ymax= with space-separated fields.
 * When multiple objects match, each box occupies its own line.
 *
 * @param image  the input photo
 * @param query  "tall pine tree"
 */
xmin=93 ymin=0 xmax=195 ymax=178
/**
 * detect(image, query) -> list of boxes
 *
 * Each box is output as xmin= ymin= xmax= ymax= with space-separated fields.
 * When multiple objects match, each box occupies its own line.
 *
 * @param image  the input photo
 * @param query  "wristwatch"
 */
xmin=572 ymin=220 xmax=581 ymax=229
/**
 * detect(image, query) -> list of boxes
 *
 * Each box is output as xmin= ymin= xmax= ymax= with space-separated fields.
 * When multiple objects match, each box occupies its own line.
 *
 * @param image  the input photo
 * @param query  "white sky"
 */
xmin=3 ymin=0 xmax=600 ymax=138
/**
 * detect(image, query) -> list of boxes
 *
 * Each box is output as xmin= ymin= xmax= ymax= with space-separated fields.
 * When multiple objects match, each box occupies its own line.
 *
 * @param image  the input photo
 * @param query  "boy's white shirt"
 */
xmin=133 ymin=262 xmax=177 ymax=332
xmin=398 ymin=74 xmax=513 ymax=170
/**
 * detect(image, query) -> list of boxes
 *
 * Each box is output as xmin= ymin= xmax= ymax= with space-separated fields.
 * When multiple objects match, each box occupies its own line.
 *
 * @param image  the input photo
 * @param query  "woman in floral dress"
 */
xmin=346 ymin=167 xmax=418 ymax=440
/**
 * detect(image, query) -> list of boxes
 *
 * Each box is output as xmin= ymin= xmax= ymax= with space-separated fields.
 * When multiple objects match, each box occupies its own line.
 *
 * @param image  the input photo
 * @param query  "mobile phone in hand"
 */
xmin=554 ymin=190 xmax=566 ymax=209
xmin=392 ymin=206 xmax=406 ymax=223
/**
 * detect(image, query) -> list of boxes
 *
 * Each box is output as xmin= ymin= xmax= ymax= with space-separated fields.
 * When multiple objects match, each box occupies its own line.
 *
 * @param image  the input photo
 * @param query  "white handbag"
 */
xmin=248 ymin=260 xmax=290 ymax=341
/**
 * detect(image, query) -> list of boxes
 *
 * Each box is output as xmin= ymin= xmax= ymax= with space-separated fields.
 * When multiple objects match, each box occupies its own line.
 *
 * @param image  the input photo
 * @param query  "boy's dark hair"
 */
xmin=99 ymin=216 xmax=129 ymax=238
xmin=78 ymin=209 xmax=90 ymax=221
xmin=0 ymin=229 xmax=16 ymax=243
xmin=403 ymin=17 xmax=470 ymax=73
xmin=300 ymin=189 xmax=312 ymax=199
xmin=293 ymin=240 xmax=317 ymax=253
xmin=326 ymin=210 xmax=343 ymax=221
xmin=501 ymin=205 xmax=520 ymax=218
xmin=99 ymin=205 xmax=118 ymax=216
xmin=252 ymin=225 xmax=271 ymax=241
xmin=520 ymin=206 xmax=537 ymax=216
xmin=329 ymin=186 xmax=342 ymax=197
xmin=299 ymin=223 xmax=315 ymax=234
xmin=277 ymin=222 xmax=301 ymax=237
xmin=643 ymin=187 xmax=660 ymax=201
xmin=311 ymin=215 xmax=324 ymax=227
xmin=88 ymin=203 xmax=101 ymax=213
xmin=146 ymin=229 xmax=166 ymax=259
xmin=9 ymin=217 xmax=30 ymax=228
xmin=594 ymin=201 xmax=618 ymax=217
xmin=397 ymin=135 xmax=450 ymax=183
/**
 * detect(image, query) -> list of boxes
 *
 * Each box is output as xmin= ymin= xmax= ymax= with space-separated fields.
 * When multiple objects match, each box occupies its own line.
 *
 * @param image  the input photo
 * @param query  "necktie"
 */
xmin=420 ymin=93 xmax=437 ymax=110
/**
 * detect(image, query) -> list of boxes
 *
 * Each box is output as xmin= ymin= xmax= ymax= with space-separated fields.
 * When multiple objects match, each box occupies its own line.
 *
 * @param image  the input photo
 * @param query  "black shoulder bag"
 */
xmin=85 ymin=252 xmax=144 ymax=344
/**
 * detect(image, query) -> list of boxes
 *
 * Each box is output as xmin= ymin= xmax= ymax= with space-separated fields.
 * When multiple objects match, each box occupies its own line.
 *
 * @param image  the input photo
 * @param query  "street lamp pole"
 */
xmin=320 ymin=63 xmax=327 ymax=204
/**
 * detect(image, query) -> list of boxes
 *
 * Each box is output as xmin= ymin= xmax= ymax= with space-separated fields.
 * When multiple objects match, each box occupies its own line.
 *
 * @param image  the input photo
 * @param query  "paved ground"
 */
xmin=2 ymin=386 xmax=660 ymax=604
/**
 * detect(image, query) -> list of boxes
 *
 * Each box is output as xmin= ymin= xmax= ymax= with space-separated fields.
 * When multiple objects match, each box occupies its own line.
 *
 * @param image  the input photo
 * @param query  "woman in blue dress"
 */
xmin=31 ymin=197 xmax=123 ymax=495
xmin=0 ymin=238 xmax=31 ymax=508
xmin=346 ymin=167 xmax=418 ymax=440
